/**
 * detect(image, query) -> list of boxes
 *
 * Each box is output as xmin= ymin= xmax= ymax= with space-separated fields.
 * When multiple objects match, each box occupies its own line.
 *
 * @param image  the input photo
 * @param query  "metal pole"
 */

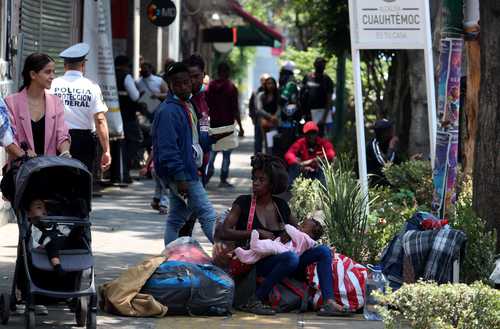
xmin=133 ymin=0 xmax=140 ymax=79
xmin=168 ymin=0 xmax=180 ymax=61
xmin=423 ymin=0 xmax=437 ymax=167
xmin=352 ymin=48 xmax=369 ymax=206
xmin=157 ymin=27 xmax=163 ymax=73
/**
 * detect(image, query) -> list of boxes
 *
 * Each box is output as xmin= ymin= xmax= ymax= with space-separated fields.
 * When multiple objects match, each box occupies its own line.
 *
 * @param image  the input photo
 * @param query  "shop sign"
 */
xmin=147 ymin=0 xmax=177 ymax=27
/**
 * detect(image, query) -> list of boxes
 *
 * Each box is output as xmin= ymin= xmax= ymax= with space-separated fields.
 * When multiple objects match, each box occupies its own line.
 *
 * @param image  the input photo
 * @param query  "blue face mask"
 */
xmin=173 ymin=94 xmax=192 ymax=102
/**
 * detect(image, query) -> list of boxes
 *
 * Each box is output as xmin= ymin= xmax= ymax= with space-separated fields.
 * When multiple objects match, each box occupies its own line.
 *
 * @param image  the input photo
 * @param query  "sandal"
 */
xmin=237 ymin=296 xmax=276 ymax=316
xmin=317 ymin=303 xmax=351 ymax=317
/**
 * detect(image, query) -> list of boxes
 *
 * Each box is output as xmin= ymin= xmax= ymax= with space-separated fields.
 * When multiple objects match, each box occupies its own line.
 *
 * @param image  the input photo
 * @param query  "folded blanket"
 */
xmin=99 ymin=256 xmax=168 ymax=317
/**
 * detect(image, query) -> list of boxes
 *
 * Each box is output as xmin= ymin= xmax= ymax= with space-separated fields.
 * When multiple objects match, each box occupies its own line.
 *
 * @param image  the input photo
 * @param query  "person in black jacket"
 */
xmin=366 ymin=119 xmax=399 ymax=186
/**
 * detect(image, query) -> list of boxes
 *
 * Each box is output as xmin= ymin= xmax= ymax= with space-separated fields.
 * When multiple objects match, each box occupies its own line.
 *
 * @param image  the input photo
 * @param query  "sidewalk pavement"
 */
xmin=0 ymin=120 xmax=383 ymax=329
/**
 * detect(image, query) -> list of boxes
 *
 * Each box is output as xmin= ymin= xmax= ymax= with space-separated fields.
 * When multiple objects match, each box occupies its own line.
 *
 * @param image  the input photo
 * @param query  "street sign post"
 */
xmin=147 ymin=0 xmax=177 ymax=27
xmin=348 ymin=0 xmax=437 ymax=203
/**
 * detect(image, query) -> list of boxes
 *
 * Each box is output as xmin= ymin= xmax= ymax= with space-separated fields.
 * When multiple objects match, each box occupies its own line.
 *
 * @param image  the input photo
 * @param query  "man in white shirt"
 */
xmin=136 ymin=62 xmax=168 ymax=104
xmin=50 ymin=43 xmax=111 ymax=173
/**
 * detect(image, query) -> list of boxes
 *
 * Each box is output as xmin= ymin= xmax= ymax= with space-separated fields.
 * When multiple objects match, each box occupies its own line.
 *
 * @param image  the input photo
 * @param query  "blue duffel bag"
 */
xmin=141 ymin=260 xmax=234 ymax=316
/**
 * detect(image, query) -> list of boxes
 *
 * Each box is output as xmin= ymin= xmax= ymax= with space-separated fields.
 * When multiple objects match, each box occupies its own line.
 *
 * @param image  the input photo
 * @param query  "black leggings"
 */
xmin=45 ymin=226 xmax=87 ymax=260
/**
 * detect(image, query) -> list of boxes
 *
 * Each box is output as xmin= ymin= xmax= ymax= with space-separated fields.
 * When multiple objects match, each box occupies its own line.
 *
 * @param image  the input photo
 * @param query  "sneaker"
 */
xmin=159 ymin=205 xmax=168 ymax=215
xmin=34 ymin=304 xmax=48 ymax=316
xmin=218 ymin=181 xmax=234 ymax=188
xmin=237 ymin=296 xmax=276 ymax=316
xmin=150 ymin=198 xmax=160 ymax=210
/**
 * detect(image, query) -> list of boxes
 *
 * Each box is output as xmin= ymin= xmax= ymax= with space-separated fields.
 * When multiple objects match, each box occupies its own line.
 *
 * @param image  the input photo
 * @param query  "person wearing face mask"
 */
xmin=152 ymin=62 xmax=216 ymax=246
xmin=137 ymin=62 xmax=169 ymax=101
xmin=300 ymin=57 xmax=334 ymax=136
xmin=284 ymin=121 xmax=336 ymax=187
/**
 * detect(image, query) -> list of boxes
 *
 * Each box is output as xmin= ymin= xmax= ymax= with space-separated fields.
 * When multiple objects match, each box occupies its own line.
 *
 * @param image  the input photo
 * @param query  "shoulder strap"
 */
xmin=247 ymin=195 xmax=256 ymax=231
xmin=273 ymin=199 xmax=286 ymax=224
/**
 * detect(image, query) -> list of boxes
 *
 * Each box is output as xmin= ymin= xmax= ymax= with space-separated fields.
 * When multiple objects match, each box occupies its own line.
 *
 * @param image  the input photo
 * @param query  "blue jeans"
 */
xmin=288 ymin=164 xmax=326 ymax=188
xmin=164 ymin=179 xmax=216 ymax=245
xmin=153 ymin=171 xmax=169 ymax=208
xmin=255 ymin=245 xmax=333 ymax=302
xmin=254 ymin=123 xmax=263 ymax=155
xmin=207 ymin=150 xmax=232 ymax=182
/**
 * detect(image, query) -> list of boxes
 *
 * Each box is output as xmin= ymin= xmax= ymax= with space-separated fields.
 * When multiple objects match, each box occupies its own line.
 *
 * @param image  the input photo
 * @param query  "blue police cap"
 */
xmin=59 ymin=43 xmax=90 ymax=63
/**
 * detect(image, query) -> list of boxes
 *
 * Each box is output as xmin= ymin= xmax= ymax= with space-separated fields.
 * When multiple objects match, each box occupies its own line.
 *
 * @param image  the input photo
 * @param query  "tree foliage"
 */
xmin=242 ymin=0 xmax=349 ymax=55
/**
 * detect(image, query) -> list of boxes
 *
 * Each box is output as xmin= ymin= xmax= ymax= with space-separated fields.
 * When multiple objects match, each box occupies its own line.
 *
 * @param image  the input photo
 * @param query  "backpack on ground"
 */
xmin=268 ymin=278 xmax=315 ymax=313
xmin=141 ymin=260 xmax=234 ymax=316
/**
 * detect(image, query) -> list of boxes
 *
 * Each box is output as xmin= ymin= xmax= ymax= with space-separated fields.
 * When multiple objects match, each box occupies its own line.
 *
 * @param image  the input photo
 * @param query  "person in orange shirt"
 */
xmin=284 ymin=121 xmax=335 ymax=187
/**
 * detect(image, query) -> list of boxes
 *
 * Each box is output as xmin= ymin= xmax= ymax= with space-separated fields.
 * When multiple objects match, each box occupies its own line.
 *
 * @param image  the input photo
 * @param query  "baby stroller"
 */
xmin=0 ymin=156 xmax=96 ymax=329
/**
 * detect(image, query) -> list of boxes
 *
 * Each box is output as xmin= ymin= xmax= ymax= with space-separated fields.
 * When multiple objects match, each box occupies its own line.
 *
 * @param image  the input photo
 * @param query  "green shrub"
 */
xmin=289 ymin=176 xmax=321 ymax=222
xmin=383 ymin=160 xmax=434 ymax=205
xmin=451 ymin=177 xmax=497 ymax=283
xmin=320 ymin=158 xmax=371 ymax=260
xmin=366 ymin=160 xmax=433 ymax=263
xmin=366 ymin=185 xmax=420 ymax=263
xmin=375 ymin=281 xmax=500 ymax=329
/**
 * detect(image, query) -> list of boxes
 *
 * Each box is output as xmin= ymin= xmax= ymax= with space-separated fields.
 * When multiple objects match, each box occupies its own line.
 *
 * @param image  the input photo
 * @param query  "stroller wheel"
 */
xmin=86 ymin=310 xmax=96 ymax=329
xmin=75 ymin=297 xmax=88 ymax=327
xmin=0 ymin=293 xmax=10 ymax=325
xmin=25 ymin=309 xmax=35 ymax=329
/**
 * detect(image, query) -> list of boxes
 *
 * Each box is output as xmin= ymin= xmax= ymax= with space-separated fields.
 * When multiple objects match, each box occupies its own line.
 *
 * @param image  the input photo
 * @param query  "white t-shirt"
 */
xmin=50 ymin=70 xmax=108 ymax=131
xmin=136 ymin=74 xmax=165 ymax=94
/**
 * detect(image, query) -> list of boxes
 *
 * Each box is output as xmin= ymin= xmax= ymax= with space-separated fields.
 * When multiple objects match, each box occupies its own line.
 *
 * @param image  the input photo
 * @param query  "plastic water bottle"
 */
xmin=363 ymin=264 xmax=386 ymax=321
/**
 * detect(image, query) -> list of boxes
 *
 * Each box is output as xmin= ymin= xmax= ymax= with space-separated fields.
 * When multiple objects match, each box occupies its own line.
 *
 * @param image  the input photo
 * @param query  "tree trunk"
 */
xmin=474 ymin=0 xmax=500 ymax=251
xmin=462 ymin=40 xmax=480 ymax=174
xmin=407 ymin=50 xmax=430 ymax=156
xmin=383 ymin=2 xmax=442 ymax=157
xmin=383 ymin=51 xmax=411 ymax=153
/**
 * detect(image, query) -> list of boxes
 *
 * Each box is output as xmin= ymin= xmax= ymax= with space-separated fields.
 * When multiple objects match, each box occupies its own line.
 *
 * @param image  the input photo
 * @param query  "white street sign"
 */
xmin=348 ymin=0 xmax=436 ymax=207
xmin=351 ymin=0 xmax=427 ymax=49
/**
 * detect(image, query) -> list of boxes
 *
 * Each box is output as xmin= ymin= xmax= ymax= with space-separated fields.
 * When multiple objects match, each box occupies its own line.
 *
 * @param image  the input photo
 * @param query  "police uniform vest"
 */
xmin=116 ymin=68 xmax=139 ymax=124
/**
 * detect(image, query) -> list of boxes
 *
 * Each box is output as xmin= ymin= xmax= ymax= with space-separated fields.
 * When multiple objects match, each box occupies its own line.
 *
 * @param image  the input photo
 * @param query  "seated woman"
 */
xmin=215 ymin=153 xmax=346 ymax=316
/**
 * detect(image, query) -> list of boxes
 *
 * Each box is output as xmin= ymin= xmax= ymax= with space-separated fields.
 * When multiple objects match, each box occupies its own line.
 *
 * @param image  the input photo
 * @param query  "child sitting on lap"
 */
xmin=234 ymin=218 xmax=324 ymax=264
xmin=28 ymin=198 xmax=86 ymax=274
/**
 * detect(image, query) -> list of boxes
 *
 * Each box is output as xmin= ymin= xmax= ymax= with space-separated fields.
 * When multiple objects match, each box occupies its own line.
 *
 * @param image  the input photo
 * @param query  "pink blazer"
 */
xmin=4 ymin=89 xmax=70 ymax=158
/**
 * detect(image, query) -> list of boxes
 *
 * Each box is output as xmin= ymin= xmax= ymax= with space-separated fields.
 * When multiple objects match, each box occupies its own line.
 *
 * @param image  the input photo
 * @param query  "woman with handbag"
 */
xmin=214 ymin=154 xmax=347 ymax=316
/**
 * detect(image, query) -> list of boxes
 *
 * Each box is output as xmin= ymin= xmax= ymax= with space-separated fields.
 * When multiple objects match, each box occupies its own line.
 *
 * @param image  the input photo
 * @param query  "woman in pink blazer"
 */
xmin=4 ymin=53 xmax=70 ymax=160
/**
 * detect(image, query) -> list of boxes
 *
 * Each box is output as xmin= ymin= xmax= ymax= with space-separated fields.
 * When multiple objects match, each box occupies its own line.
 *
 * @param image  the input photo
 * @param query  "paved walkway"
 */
xmin=0 ymin=123 xmax=383 ymax=328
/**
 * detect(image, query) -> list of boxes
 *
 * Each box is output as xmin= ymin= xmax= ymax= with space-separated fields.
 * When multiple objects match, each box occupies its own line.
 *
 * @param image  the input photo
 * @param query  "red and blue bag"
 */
xmin=308 ymin=252 xmax=368 ymax=311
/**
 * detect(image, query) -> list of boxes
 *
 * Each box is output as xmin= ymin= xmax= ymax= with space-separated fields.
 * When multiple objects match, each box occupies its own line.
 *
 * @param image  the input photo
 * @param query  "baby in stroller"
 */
xmin=27 ymin=198 xmax=87 ymax=276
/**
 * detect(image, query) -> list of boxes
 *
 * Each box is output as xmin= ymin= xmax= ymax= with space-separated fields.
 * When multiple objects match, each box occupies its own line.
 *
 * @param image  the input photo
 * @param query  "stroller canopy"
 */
xmin=13 ymin=156 xmax=92 ymax=214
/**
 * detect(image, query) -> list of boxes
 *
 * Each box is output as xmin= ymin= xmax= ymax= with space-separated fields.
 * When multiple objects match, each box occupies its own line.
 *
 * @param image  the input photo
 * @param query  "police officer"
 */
xmin=50 ymin=43 xmax=111 ymax=172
